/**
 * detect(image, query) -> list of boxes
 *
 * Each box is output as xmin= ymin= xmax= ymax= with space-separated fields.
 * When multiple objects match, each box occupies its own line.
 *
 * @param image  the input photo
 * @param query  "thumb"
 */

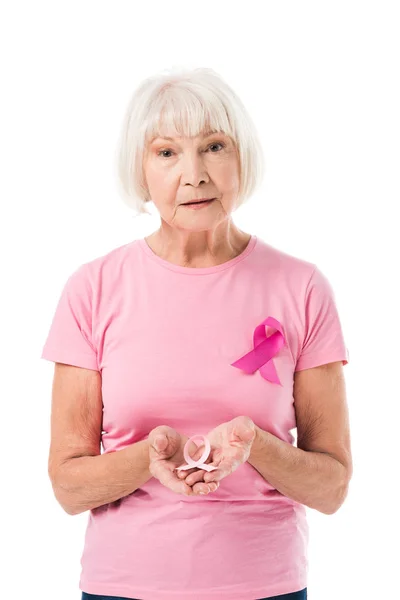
xmin=152 ymin=434 xmax=170 ymax=454
xmin=236 ymin=423 xmax=256 ymax=444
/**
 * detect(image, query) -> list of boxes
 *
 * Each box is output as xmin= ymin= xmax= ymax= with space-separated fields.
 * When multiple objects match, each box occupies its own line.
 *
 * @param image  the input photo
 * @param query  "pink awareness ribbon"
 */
xmin=230 ymin=316 xmax=286 ymax=386
xmin=175 ymin=435 xmax=218 ymax=472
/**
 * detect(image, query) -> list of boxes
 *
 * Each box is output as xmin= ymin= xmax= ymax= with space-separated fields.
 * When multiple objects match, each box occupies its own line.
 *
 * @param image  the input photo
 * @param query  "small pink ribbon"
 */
xmin=230 ymin=317 xmax=286 ymax=386
xmin=175 ymin=435 xmax=218 ymax=472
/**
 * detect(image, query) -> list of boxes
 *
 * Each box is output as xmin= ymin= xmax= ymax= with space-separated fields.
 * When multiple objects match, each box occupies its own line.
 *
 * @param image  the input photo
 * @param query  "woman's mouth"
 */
xmin=183 ymin=198 xmax=216 ymax=208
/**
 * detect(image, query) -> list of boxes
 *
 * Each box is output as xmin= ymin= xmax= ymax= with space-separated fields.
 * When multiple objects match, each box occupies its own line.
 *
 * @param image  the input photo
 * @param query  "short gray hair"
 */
xmin=115 ymin=67 xmax=265 ymax=216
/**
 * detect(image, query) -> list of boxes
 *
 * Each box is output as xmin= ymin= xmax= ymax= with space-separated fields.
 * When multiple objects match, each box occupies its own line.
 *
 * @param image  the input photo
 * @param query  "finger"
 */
xmin=203 ymin=458 xmax=239 ymax=484
xmin=149 ymin=426 xmax=181 ymax=457
xmin=185 ymin=469 xmax=207 ymax=486
xmin=192 ymin=481 xmax=220 ymax=495
xmin=153 ymin=463 xmax=196 ymax=496
xmin=149 ymin=434 xmax=174 ymax=460
xmin=177 ymin=468 xmax=197 ymax=479
xmin=234 ymin=419 xmax=256 ymax=444
xmin=207 ymin=482 xmax=219 ymax=493
xmin=176 ymin=460 xmax=206 ymax=479
xmin=203 ymin=469 xmax=224 ymax=484
xmin=153 ymin=434 xmax=169 ymax=453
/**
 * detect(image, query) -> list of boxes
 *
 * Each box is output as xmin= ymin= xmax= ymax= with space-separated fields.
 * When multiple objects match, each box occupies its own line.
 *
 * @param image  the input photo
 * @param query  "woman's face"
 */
xmin=142 ymin=130 xmax=240 ymax=230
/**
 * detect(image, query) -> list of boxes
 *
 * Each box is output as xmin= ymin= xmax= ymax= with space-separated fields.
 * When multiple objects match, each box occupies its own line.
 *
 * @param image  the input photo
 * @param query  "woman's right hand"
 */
xmin=148 ymin=426 xmax=220 ymax=497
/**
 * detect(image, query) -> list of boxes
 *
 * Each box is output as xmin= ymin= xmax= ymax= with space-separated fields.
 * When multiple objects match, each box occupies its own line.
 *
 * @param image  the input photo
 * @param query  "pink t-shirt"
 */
xmin=41 ymin=234 xmax=349 ymax=599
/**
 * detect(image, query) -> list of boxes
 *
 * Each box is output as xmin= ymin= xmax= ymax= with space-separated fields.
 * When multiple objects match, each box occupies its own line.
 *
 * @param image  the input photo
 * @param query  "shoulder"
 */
xmin=72 ymin=240 xmax=138 ymax=287
xmin=255 ymin=236 xmax=317 ymax=288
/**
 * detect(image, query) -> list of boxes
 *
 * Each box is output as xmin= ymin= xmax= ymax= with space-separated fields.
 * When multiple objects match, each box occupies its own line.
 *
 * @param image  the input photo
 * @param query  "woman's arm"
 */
xmin=52 ymin=438 xmax=152 ymax=515
xmin=248 ymin=427 xmax=348 ymax=514
xmin=248 ymin=361 xmax=352 ymax=515
xmin=48 ymin=363 xmax=152 ymax=515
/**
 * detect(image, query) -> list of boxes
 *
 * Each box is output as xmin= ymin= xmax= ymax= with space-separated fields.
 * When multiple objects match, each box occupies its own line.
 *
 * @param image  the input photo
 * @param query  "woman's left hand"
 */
xmin=176 ymin=416 xmax=257 ymax=487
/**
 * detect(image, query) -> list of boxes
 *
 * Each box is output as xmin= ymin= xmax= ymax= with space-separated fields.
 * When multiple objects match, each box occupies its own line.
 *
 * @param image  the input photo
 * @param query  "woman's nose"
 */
xmin=180 ymin=154 xmax=209 ymax=186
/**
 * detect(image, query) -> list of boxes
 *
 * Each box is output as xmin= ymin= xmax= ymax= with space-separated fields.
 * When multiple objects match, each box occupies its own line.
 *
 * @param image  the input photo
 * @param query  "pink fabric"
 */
xmin=41 ymin=234 xmax=349 ymax=599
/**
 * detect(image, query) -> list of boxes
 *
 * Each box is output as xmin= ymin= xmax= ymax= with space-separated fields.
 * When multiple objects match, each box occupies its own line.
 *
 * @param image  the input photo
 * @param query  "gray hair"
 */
xmin=115 ymin=67 xmax=265 ymax=216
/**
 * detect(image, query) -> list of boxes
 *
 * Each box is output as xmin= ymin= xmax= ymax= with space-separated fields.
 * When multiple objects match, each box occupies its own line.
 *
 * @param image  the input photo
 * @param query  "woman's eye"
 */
xmin=158 ymin=149 xmax=173 ymax=158
xmin=208 ymin=142 xmax=225 ymax=152
xmin=157 ymin=142 xmax=225 ymax=159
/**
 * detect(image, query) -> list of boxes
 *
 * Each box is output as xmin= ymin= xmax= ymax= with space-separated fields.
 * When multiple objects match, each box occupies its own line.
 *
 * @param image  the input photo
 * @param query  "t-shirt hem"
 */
xmin=295 ymin=350 xmax=349 ymax=371
xmin=79 ymin=577 xmax=308 ymax=599
xmin=41 ymin=350 xmax=99 ymax=371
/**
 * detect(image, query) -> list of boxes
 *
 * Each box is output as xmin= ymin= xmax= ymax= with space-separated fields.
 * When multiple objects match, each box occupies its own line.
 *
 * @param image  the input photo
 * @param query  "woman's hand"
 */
xmin=176 ymin=416 xmax=257 ymax=487
xmin=148 ymin=425 xmax=220 ymax=496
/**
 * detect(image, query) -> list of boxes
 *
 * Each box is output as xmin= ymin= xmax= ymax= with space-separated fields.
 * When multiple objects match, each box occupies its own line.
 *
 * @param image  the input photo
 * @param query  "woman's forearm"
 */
xmin=51 ymin=439 xmax=152 ymax=515
xmin=248 ymin=426 xmax=350 ymax=514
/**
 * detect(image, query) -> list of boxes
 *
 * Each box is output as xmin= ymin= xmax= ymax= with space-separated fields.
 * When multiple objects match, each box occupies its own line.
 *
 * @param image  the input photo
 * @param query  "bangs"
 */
xmin=144 ymin=85 xmax=235 ymax=144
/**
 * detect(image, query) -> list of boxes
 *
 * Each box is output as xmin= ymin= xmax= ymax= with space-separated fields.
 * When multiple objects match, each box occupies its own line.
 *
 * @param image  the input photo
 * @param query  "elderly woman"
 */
xmin=41 ymin=67 xmax=352 ymax=600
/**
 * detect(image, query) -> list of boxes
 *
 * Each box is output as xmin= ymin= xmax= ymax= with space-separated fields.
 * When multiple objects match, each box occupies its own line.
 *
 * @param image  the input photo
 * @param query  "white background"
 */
xmin=1 ymin=1 xmax=399 ymax=598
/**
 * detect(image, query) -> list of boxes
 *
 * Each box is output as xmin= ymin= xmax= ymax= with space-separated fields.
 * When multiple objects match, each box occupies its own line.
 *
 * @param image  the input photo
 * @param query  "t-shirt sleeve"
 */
xmin=295 ymin=266 xmax=349 ymax=372
xmin=40 ymin=264 xmax=99 ymax=370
